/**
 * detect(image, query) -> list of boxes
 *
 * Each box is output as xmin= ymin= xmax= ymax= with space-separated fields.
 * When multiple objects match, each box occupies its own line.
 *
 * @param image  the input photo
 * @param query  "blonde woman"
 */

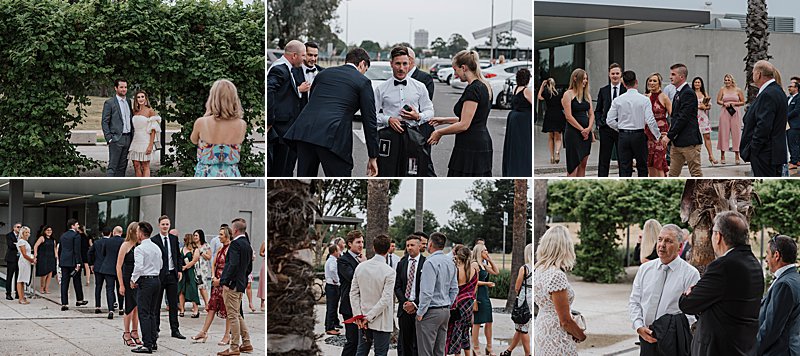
xmin=500 ymin=243 xmax=533 ymax=356
xmin=428 ymin=50 xmax=494 ymax=177
xmin=128 ymin=90 xmax=161 ymax=177
xmin=534 ymin=225 xmax=585 ymax=356
xmin=190 ymin=79 xmax=247 ymax=177
xmin=640 ymin=219 xmax=662 ymax=264
xmin=644 ymin=73 xmax=672 ymax=177
xmin=117 ymin=222 xmax=141 ymax=347
xmin=538 ymin=78 xmax=565 ymax=164
xmin=715 ymin=74 xmax=745 ymax=164
xmin=561 ymin=68 xmax=594 ymax=177
xmin=15 ymin=226 xmax=34 ymax=304
xmin=471 ymin=243 xmax=500 ymax=355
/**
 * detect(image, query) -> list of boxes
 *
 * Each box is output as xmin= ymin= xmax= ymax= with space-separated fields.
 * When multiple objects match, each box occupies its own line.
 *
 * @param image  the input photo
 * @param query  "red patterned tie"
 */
xmin=405 ymin=259 xmax=416 ymax=299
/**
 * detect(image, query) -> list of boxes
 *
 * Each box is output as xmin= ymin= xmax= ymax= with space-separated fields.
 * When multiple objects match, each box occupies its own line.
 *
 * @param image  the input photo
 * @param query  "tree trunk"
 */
xmin=267 ymin=180 xmax=320 ymax=356
xmin=415 ymin=180 xmax=424 ymax=232
xmin=506 ymin=179 xmax=528 ymax=311
xmin=533 ymin=179 xmax=547 ymax=254
xmin=366 ymin=179 xmax=390 ymax=259
xmin=744 ymin=0 xmax=770 ymax=104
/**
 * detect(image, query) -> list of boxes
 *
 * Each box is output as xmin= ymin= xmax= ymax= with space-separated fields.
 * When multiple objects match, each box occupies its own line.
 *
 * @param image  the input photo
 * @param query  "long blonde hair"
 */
xmin=472 ymin=243 xmax=488 ymax=270
xmin=534 ymin=225 xmax=575 ymax=271
xmin=544 ymin=78 xmax=558 ymax=96
xmin=640 ymin=219 xmax=662 ymax=262
xmin=205 ymin=79 xmax=244 ymax=121
xmin=525 ymin=243 xmax=532 ymax=265
xmin=568 ymin=68 xmax=590 ymax=103
xmin=722 ymin=73 xmax=737 ymax=89
xmin=125 ymin=221 xmax=139 ymax=245
xmin=452 ymin=50 xmax=493 ymax=98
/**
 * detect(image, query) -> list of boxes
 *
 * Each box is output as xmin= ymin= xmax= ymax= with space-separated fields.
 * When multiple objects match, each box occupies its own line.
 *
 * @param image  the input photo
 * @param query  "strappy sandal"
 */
xmin=123 ymin=332 xmax=136 ymax=347
xmin=131 ymin=330 xmax=143 ymax=345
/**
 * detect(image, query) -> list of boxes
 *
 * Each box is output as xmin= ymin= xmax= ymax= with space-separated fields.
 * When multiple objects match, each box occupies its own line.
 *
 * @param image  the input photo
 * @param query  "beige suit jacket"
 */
xmin=350 ymin=254 xmax=397 ymax=332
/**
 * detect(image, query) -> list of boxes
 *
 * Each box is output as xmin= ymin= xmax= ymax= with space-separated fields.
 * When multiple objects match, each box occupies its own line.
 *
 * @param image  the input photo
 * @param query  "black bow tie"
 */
xmin=306 ymin=67 xmax=317 ymax=73
xmin=394 ymin=80 xmax=407 ymax=86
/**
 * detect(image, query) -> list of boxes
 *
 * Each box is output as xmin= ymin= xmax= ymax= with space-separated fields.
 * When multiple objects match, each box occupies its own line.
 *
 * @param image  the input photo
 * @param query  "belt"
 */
xmin=619 ymin=128 xmax=644 ymax=133
xmin=429 ymin=305 xmax=449 ymax=310
xmin=122 ymin=132 xmax=132 ymax=136
xmin=139 ymin=275 xmax=159 ymax=279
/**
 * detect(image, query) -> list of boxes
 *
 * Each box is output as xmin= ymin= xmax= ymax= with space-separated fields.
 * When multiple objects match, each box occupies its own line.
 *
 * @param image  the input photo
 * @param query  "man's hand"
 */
xmin=400 ymin=106 xmax=420 ymax=121
xmin=298 ymin=82 xmax=311 ymax=93
xmin=130 ymin=281 xmax=137 ymax=289
xmin=637 ymin=326 xmax=658 ymax=344
xmin=366 ymin=158 xmax=378 ymax=177
xmin=416 ymin=315 xmax=423 ymax=322
xmin=403 ymin=301 xmax=417 ymax=314
xmin=661 ymin=135 xmax=670 ymax=146
xmin=388 ymin=117 xmax=405 ymax=133
xmin=75 ymin=265 xmax=80 ymax=272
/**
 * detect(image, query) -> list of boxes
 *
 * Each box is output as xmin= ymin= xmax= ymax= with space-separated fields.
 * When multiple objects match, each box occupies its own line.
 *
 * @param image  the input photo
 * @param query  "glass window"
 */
xmin=551 ymin=45 xmax=574 ymax=88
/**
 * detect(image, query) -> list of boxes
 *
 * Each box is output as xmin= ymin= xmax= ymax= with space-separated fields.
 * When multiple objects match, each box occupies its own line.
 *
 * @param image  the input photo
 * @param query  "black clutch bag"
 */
xmin=726 ymin=106 xmax=736 ymax=116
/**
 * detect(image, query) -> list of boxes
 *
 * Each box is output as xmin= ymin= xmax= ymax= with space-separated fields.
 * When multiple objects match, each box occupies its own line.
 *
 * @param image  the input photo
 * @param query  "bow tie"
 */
xmin=306 ymin=67 xmax=317 ymax=73
xmin=394 ymin=80 xmax=407 ymax=86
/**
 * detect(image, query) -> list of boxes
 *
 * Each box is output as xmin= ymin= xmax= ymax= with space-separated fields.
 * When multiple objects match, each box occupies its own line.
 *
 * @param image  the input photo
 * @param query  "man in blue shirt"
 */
xmin=415 ymin=232 xmax=458 ymax=356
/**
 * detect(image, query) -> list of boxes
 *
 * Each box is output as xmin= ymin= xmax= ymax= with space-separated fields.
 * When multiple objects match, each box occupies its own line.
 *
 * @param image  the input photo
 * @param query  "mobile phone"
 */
xmin=403 ymin=104 xmax=412 ymax=112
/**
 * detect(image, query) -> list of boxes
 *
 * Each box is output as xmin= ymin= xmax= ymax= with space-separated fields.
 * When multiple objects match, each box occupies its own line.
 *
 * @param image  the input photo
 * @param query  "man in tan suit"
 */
xmin=350 ymin=234 xmax=397 ymax=356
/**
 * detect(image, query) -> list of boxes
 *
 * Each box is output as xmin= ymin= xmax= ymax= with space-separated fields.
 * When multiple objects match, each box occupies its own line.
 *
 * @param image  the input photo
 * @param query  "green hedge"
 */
xmin=487 ymin=269 xmax=512 ymax=299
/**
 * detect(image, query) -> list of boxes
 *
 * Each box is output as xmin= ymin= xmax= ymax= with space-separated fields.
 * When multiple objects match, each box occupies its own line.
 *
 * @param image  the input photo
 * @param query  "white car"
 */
xmin=364 ymin=61 xmax=393 ymax=90
xmin=437 ymin=60 xmax=492 ymax=85
xmin=450 ymin=61 xmax=532 ymax=107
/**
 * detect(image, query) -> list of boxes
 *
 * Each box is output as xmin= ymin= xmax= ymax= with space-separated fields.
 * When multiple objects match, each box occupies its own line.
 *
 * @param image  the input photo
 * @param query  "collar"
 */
xmin=348 ymin=250 xmax=361 ymax=260
xmin=791 ymin=93 xmax=798 ymax=99
xmin=233 ymin=234 xmax=246 ymax=241
xmin=372 ymin=254 xmax=387 ymax=263
xmin=302 ymin=63 xmax=312 ymax=71
xmin=116 ymin=95 xmax=126 ymax=101
xmin=657 ymin=256 xmax=681 ymax=271
xmin=408 ymin=254 xmax=420 ymax=263
xmin=722 ymin=247 xmax=735 ymax=257
xmin=775 ymin=263 xmax=797 ymax=279
xmin=676 ymin=82 xmax=688 ymax=92
xmin=759 ymin=79 xmax=776 ymax=95
xmin=409 ymin=66 xmax=417 ymax=77
xmin=393 ymin=75 xmax=409 ymax=82
xmin=610 ymin=83 xmax=621 ymax=90
xmin=345 ymin=63 xmax=358 ymax=70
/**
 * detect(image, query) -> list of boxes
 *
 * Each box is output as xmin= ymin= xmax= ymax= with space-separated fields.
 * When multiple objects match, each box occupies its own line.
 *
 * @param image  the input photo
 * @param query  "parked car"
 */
xmin=450 ymin=61 xmax=532 ymax=107
xmin=438 ymin=60 xmax=492 ymax=85
xmin=267 ymin=49 xmax=284 ymax=69
xmin=364 ymin=61 xmax=393 ymax=90
xmin=428 ymin=61 xmax=451 ymax=79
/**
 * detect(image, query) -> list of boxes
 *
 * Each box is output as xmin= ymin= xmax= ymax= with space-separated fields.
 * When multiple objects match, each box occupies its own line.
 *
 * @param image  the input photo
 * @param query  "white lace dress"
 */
xmin=534 ymin=266 xmax=578 ymax=356
xmin=127 ymin=115 xmax=162 ymax=161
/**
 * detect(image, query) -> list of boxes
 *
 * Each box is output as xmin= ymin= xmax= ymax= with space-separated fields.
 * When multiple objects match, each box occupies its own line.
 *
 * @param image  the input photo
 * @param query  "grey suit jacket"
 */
xmin=101 ymin=96 xmax=133 ymax=143
xmin=756 ymin=267 xmax=800 ymax=356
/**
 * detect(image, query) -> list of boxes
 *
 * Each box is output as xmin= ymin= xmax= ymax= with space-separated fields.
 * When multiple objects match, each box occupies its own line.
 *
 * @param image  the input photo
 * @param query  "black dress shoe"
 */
xmin=5 ymin=295 xmax=12 ymax=301
xmin=171 ymin=331 xmax=186 ymax=339
xmin=76 ymin=300 xmax=88 ymax=306
xmin=130 ymin=346 xmax=152 ymax=354
xmin=151 ymin=344 xmax=157 ymax=351
xmin=108 ymin=311 xmax=114 ymax=319
xmin=119 ymin=309 xmax=125 ymax=315
xmin=61 ymin=305 xmax=69 ymax=311
xmin=95 ymin=308 xmax=102 ymax=314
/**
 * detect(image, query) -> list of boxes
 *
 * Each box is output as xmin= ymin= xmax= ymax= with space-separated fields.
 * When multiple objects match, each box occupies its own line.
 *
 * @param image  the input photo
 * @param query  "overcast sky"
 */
xmin=333 ymin=0 xmax=532 ymax=47
xmin=539 ymin=0 xmax=800 ymax=29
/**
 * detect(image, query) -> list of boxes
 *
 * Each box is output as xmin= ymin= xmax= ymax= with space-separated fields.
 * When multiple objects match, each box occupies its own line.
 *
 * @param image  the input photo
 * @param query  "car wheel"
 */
xmin=446 ymin=74 xmax=452 ymax=85
xmin=497 ymin=92 xmax=512 ymax=110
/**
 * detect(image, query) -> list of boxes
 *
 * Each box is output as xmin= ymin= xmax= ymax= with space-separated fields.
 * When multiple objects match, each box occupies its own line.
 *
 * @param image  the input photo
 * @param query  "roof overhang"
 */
xmin=473 ymin=19 xmax=533 ymax=39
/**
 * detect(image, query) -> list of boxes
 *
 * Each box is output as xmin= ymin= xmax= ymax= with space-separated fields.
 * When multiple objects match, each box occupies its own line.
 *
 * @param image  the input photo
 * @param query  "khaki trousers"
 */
xmin=668 ymin=145 xmax=703 ymax=177
xmin=223 ymin=287 xmax=251 ymax=350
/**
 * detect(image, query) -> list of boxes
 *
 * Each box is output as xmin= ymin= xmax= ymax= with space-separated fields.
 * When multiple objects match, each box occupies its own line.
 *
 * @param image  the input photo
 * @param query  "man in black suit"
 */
xmin=407 ymin=47 xmax=434 ymax=100
xmin=741 ymin=60 xmax=788 ymax=177
xmin=58 ymin=219 xmax=87 ymax=310
xmin=93 ymin=226 xmax=125 ymax=319
xmin=218 ymin=219 xmax=254 ymax=356
xmin=151 ymin=215 xmax=185 ymax=340
xmin=267 ymin=39 xmax=308 ymax=176
xmin=301 ymin=41 xmax=324 ymax=106
xmin=394 ymin=235 xmax=426 ymax=356
xmin=594 ymin=63 xmax=626 ymax=177
xmin=4 ymin=223 xmax=20 ymax=300
xmin=755 ymin=235 xmax=800 ymax=355
xmin=284 ymin=47 xmax=379 ymax=177
xmin=664 ymin=63 xmax=703 ymax=177
xmin=338 ymin=230 xmax=366 ymax=356
xmin=679 ymin=210 xmax=763 ymax=356
xmin=787 ymin=78 xmax=800 ymax=169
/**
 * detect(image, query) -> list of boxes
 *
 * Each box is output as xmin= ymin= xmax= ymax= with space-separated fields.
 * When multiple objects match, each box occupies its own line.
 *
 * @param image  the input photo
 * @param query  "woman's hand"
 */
xmin=119 ymin=285 xmax=125 ymax=296
xmin=146 ymin=144 xmax=153 ymax=155
xmin=427 ymin=130 xmax=442 ymax=145
xmin=488 ymin=282 xmax=495 ymax=288
xmin=580 ymin=127 xmax=590 ymax=140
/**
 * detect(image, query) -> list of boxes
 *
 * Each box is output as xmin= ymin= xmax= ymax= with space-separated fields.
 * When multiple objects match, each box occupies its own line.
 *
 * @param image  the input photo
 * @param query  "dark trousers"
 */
xmin=156 ymin=270 xmax=180 ymax=336
xmin=324 ymin=283 xmax=340 ymax=331
xmin=397 ymin=311 xmax=419 ymax=356
xmin=137 ymin=276 xmax=161 ymax=349
xmin=788 ymin=129 xmax=800 ymax=165
xmin=356 ymin=328 xmax=390 ymax=356
xmin=94 ymin=273 xmax=118 ymax=311
xmin=296 ymin=141 xmax=353 ymax=177
xmin=750 ymin=155 xmax=783 ymax=177
xmin=60 ymin=266 xmax=84 ymax=305
xmin=271 ymin=123 xmax=297 ymax=177
xmin=618 ymin=130 xmax=649 ymax=177
xmin=107 ymin=134 xmax=131 ymax=177
xmin=598 ymin=125 xmax=619 ymax=177
xmin=639 ymin=336 xmax=658 ymax=356
xmin=341 ymin=313 xmax=358 ymax=356
xmin=5 ymin=263 xmax=18 ymax=296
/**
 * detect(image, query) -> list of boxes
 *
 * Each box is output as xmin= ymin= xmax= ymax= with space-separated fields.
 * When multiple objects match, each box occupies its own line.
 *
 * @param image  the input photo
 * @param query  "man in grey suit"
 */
xmin=101 ymin=79 xmax=133 ymax=177
xmin=754 ymin=235 xmax=800 ymax=356
xmin=58 ymin=219 xmax=87 ymax=311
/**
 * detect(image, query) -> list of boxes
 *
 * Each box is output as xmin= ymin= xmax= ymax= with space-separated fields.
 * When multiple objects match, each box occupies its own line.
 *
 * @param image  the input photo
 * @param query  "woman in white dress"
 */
xmin=15 ymin=226 xmax=35 ymax=304
xmin=534 ymin=225 xmax=586 ymax=356
xmin=127 ymin=90 xmax=161 ymax=177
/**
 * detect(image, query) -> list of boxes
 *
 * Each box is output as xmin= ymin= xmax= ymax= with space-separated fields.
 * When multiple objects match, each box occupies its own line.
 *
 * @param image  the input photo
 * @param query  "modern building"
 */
xmin=414 ymin=29 xmax=429 ymax=49
xmin=473 ymin=19 xmax=533 ymax=60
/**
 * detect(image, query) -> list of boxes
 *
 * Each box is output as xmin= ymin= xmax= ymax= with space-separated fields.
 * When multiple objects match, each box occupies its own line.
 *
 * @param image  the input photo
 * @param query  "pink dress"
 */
xmin=718 ymin=93 xmax=742 ymax=152
xmin=698 ymin=97 xmax=711 ymax=134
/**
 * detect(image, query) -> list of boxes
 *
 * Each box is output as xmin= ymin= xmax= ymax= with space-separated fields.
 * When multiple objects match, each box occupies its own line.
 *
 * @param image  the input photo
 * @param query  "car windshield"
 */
xmin=365 ymin=65 xmax=393 ymax=80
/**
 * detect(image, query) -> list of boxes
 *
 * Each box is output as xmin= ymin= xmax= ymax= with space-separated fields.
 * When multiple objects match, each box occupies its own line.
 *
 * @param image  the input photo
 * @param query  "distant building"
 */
xmin=414 ymin=29 xmax=429 ymax=49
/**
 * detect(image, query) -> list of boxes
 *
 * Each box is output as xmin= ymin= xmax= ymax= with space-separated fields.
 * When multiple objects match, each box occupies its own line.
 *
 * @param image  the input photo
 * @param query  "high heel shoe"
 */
xmin=123 ymin=332 xmax=136 ymax=347
xmin=709 ymin=156 xmax=719 ymax=165
xmin=485 ymin=347 xmax=497 ymax=356
xmin=499 ymin=350 xmax=512 ymax=356
xmin=218 ymin=338 xmax=230 ymax=346
xmin=191 ymin=332 xmax=208 ymax=343
xmin=191 ymin=312 xmax=200 ymax=318
xmin=131 ymin=330 xmax=143 ymax=345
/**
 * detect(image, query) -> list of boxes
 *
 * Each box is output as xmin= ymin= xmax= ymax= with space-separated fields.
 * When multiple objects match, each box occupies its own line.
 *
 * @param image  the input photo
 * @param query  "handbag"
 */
xmin=511 ymin=265 xmax=532 ymax=324
xmin=572 ymin=310 xmax=587 ymax=330
xmin=726 ymin=105 xmax=736 ymax=116
xmin=195 ymin=272 xmax=203 ymax=285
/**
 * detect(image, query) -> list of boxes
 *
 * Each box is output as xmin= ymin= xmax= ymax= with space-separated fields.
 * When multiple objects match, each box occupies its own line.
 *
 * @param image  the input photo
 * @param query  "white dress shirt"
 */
xmin=325 ymin=255 xmax=339 ymax=285
xmin=374 ymin=76 xmax=434 ymax=129
xmin=117 ymin=95 xmax=131 ymax=133
xmin=771 ymin=263 xmax=797 ymax=290
xmin=132 ymin=239 xmax=163 ymax=283
xmin=629 ymin=256 xmax=700 ymax=330
xmin=610 ymin=83 xmax=623 ymax=100
xmin=405 ymin=254 xmax=421 ymax=302
xmin=758 ymin=79 xmax=777 ymax=96
xmin=301 ymin=63 xmax=318 ymax=84
xmin=607 ymin=89 xmax=661 ymax=139
xmin=386 ymin=253 xmax=400 ymax=268
xmin=789 ymin=93 xmax=797 ymax=106
xmin=159 ymin=233 xmax=175 ymax=271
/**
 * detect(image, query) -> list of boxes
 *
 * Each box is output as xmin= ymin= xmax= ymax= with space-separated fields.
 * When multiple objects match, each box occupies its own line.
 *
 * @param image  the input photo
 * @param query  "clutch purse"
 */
xmin=571 ymin=310 xmax=587 ymax=330
xmin=726 ymin=106 xmax=736 ymax=116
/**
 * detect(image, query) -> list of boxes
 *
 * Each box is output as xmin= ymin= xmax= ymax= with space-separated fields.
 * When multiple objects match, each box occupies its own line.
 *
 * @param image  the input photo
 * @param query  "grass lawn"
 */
xmin=69 ymin=96 xmax=182 ymax=132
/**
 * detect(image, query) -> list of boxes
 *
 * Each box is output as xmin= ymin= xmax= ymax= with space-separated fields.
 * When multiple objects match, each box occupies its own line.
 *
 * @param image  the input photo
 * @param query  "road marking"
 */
xmin=353 ymin=130 xmax=366 ymax=144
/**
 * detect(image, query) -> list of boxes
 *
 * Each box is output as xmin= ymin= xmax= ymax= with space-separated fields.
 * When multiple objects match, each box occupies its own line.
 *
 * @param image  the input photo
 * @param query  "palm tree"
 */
xmin=415 ymin=180 xmax=424 ymax=232
xmin=680 ymin=180 xmax=755 ymax=275
xmin=506 ymin=179 xmax=529 ymax=311
xmin=266 ymin=180 xmax=320 ymax=355
xmin=534 ymin=179 xmax=547 ymax=253
xmin=744 ymin=0 xmax=771 ymax=104
xmin=366 ymin=179 xmax=390 ymax=259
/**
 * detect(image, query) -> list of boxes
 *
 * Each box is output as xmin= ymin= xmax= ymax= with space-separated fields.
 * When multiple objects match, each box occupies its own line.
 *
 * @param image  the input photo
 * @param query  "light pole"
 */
xmin=489 ymin=0 xmax=495 ymax=61
xmin=408 ymin=17 xmax=414 ymax=46
xmin=345 ymin=0 xmax=351 ymax=52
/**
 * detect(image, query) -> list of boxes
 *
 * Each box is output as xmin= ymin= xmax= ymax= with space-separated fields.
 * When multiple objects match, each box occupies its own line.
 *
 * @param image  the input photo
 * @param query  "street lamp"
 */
xmin=409 ymin=17 xmax=414 ymax=46
xmin=489 ymin=0 xmax=495 ymax=61
xmin=345 ymin=0 xmax=351 ymax=52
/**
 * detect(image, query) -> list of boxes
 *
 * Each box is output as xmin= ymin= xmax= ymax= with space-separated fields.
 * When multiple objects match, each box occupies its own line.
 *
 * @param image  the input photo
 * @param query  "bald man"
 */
xmin=407 ymin=47 xmax=434 ymax=100
xmin=268 ymin=39 xmax=308 ymax=176
xmin=741 ymin=60 xmax=788 ymax=176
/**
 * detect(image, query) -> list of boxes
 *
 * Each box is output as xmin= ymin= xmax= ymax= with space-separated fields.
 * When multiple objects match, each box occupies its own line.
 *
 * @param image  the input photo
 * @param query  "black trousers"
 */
xmin=639 ymin=336 xmax=658 ymax=356
xmin=341 ymin=313 xmax=358 ymax=356
xmin=5 ymin=263 xmax=18 ymax=296
xmin=94 ymin=272 xmax=119 ymax=311
xmin=137 ymin=276 xmax=161 ymax=349
xmin=788 ymin=129 xmax=800 ymax=165
xmin=296 ymin=141 xmax=353 ymax=177
xmin=598 ymin=125 xmax=619 ymax=177
xmin=397 ymin=311 xmax=419 ymax=356
xmin=60 ymin=266 xmax=84 ymax=305
xmin=750 ymin=155 xmax=783 ymax=177
xmin=270 ymin=122 xmax=297 ymax=177
xmin=324 ymin=283 xmax=340 ymax=331
xmin=156 ymin=270 xmax=180 ymax=336
xmin=618 ymin=130 xmax=649 ymax=177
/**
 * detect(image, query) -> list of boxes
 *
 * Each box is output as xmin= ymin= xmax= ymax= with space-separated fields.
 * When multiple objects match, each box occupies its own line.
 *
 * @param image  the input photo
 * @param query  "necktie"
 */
xmin=612 ymin=86 xmax=618 ymax=100
xmin=163 ymin=236 xmax=170 ymax=270
xmin=306 ymin=67 xmax=317 ymax=73
xmin=394 ymin=80 xmax=407 ymax=86
xmin=405 ymin=258 xmax=416 ymax=299
xmin=645 ymin=264 xmax=670 ymax=326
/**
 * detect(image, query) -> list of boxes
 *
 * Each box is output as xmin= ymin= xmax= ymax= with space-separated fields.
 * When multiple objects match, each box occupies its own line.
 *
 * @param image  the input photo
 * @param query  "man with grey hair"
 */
xmin=629 ymin=224 xmax=700 ymax=355
xmin=268 ymin=39 xmax=308 ymax=176
xmin=679 ymin=210 xmax=763 ymax=356
xmin=406 ymin=47 xmax=434 ymax=100
xmin=679 ymin=228 xmax=692 ymax=261
xmin=741 ymin=59 xmax=789 ymax=177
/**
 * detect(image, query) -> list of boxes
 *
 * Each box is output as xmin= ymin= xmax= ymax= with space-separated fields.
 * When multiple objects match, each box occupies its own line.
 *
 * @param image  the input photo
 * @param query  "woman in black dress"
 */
xmin=502 ymin=68 xmax=532 ymax=177
xmin=561 ymin=68 xmax=595 ymax=177
xmin=117 ymin=222 xmax=141 ymax=347
xmin=32 ymin=225 xmax=56 ymax=294
xmin=428 ymin=50 xmax=493 ymax=176
xmin=538 ymin=78 xmax=566 ymax=164
xmin=79 ymin=225 xmax=92 ymax=286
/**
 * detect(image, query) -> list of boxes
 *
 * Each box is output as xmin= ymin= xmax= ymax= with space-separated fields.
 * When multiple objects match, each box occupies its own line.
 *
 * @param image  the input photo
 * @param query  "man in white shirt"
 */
xmin=629 ymin=224 xmax=700 ymax=356
xmin=301 ymin=41 xmax=323 ymax=86
xmin=350 ymin=234 xmax=396 ymax=356
xmin=131 ymin=222 xmax=162 ymax=354
xmin=386 ymin=241 xmax=400 ymax=268
xmin=325 ymin=245 xmax=342 ymax=335
xmin=607 ymin=70 xmax=664 ymax=177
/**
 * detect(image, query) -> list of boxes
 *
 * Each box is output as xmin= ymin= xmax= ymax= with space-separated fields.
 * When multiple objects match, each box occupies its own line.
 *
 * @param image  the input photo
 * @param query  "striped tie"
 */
xmin=405 ymin=258 xmax=416 ymax=299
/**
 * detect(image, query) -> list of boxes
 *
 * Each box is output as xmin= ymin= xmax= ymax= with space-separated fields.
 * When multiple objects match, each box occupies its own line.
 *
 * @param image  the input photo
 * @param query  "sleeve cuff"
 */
xmin=633 ymin=319 xmax=644 ymax=330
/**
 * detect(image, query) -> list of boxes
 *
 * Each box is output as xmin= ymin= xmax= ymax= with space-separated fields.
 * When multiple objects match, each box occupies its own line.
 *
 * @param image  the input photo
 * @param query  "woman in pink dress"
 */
xmin=257 ymin=241 xmax=265 ymax=311
xmin=693 ymin=77 xmax=717 ymax=165
xmin=715 ymin=74 xmax=745 ymax=165
xmin=644 ymin=73 xmax=672 ymax=177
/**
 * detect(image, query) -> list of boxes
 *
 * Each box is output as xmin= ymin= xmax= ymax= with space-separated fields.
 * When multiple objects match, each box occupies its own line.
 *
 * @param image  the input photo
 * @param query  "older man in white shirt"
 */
xmin=629 ymin=224 xmax=700 ymax=356
xmin=131 ymin=222 xmax=163 ymax=354
xmin=350 ymin=234 xmax=396 ymax=356
xmin=607 ymin=70 xmax=664 ymax=177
